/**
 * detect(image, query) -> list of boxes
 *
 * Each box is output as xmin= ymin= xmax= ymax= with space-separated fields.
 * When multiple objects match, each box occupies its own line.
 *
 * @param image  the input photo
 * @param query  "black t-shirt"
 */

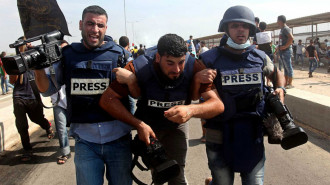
xmin=306 ymin=45 xmax=315 ymax=57
xmin=13 ymin=71 xmax=36 ymax=99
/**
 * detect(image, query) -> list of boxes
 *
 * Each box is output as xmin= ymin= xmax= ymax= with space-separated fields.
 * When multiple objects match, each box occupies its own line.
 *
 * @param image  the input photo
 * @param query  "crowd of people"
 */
xmin=0 ymin=3 xmax=326 ymax=185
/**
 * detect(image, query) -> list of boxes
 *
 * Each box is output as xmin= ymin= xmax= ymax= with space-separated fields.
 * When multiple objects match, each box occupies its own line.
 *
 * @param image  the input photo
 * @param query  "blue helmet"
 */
xmin=218 ymin=5 xmax=256 ymax=36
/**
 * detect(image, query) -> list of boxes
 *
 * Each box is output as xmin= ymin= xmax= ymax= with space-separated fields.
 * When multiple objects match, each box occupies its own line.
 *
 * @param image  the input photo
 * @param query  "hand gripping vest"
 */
xmin=62 ymin=36 xmax=129 ymax=124
xmin=133 ymin=51 xmax=195 ymax=130
xmin=200 ymin=45 xmax=267 ymax=173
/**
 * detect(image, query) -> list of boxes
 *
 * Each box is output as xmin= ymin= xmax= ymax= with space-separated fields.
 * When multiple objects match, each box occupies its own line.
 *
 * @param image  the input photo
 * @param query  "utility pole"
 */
xmin=124 ymin=0 xmax=127 ymax=36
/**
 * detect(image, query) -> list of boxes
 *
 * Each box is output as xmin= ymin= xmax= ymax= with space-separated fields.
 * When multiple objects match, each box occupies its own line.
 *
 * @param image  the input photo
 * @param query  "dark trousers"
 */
xmin=13 ymin=98 xmax=50 ymax=151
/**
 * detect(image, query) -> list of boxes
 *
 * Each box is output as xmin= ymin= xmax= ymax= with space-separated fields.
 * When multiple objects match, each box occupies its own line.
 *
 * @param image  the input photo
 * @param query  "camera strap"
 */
xmin=27 ymin=70 xmax=60 ymax=109
xmin=131 ymin=154 xmax=153 ymax=185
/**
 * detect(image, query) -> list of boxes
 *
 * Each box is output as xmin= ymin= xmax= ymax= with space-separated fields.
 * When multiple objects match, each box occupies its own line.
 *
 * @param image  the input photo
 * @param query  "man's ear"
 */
xmin=79 ymin=20 xmax=82 ymax=31
xmin=155 ymin=52 xmax=160 ymax=63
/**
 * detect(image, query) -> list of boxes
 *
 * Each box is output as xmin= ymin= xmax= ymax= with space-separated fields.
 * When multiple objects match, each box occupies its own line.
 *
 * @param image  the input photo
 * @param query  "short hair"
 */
xmin=277 ymin=15 xmax=286 ymax=23
xmin=259 ymin=22 xmax=267 ymax=31
xmin=119 ymin=36 xmax=129 ymax=47
xmin=139 ymin=44 xmax=143 ymax=48
xmin=325 ymin=39 xmax=328 ymax=42
xmin=0 ymin=51 xmax=6 ymax=57
xmin=189 ymin=35 xmax=193 ymax=39
xmin=255 ymin=17 xmax=260 ymax=23
xmin=82 ymin=5 xmax=108 ymax=21
xmin=157 ymin=34 xmax=187 ymax=57
xmin=201 ymin=41 xmax=206 ymax=45
xmin=298 ymin=39 xmax=302 ymax=42
xmin=137 ymin=49 xmax=145 ymax=56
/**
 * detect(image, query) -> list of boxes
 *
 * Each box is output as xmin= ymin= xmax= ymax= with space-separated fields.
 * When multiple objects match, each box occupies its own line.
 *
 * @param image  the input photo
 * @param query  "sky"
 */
xmin=0 ymin=0 xmax=329 ymax=54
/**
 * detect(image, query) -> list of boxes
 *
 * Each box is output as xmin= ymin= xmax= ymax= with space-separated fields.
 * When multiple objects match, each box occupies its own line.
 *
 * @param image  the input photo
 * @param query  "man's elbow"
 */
xmin=208 ymin=98 xmax=225 ymax=117
xmin=215 ymin=100 xmax=225 ymax=115
xmin=99 ymin=88 xmax=119 ymax=111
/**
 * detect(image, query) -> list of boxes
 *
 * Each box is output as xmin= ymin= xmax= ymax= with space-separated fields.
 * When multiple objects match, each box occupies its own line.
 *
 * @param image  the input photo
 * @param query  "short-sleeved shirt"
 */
xmin=279 ymin=25 xmax=292 ymax=49
xmin=111 ymin=59 xmax=213 ymax=98
xmin=296 ymin=44 xmax=305 ymax=54
xmin=306 ymin=45 xmax=316 ymax=57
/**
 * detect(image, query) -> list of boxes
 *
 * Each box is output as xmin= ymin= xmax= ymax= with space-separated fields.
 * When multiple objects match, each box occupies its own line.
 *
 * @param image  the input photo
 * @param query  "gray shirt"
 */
xmin=279 ymin=25 xmax=292 ymax=49
xmin=296 ymin=44 xmax=305 ymax=54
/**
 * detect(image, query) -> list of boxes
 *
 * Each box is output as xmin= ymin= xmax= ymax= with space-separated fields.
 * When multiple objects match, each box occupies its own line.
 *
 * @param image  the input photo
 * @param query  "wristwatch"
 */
xmin=277 ymin=86 xmax=287 ymax=95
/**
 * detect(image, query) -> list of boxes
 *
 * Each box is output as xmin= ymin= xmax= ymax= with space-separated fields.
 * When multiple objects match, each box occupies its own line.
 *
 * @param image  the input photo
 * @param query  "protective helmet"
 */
xmin=218 ymin=5 xmax=256 ymax=36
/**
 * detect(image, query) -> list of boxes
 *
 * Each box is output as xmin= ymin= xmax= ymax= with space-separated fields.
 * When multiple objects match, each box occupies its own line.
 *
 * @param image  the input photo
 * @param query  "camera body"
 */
xmin=131 ymin=134 xmax=180 ymax=184
xmin=265 ymin=89 xmax=308 ymax=150
xmin=1 ymin=30 xmax=63 ymax=75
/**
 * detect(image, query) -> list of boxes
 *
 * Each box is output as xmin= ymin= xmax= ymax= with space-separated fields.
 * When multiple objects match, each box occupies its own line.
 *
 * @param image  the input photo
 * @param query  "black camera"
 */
xmin=1 ymin=30 xmax=64 ymax=75
xmin=266 ymin=92 xmax=308 ymax=150
xmin=131 ymin=134 xmax=180 ymax=185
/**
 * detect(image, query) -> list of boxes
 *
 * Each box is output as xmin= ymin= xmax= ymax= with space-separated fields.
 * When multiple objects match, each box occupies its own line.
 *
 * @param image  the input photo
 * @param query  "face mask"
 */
xmin=226 ymin=37 xmax=251 ymax=50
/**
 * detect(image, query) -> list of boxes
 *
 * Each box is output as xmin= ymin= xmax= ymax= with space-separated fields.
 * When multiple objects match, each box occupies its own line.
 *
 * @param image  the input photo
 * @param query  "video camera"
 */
xmin=131 ymin=134 xmax=180 ymax=185
xmin=265 ymin=90 xmax=308 ymax=150
xmin=1 ymin=30 xmax=64 ymax=75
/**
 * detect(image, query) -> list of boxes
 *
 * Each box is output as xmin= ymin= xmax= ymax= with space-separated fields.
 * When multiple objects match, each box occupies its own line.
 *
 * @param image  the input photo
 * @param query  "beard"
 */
xmin=81 ymin=30 xmax=104 ymax=49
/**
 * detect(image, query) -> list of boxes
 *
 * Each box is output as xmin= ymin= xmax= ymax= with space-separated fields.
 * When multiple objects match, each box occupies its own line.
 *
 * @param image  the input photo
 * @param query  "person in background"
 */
xmin=296 ymin=39 xmax=305 ymax=70
xmin=44 ymin=40 xmax=71 ymax=164
xmin=119 ymin=36 xmax=136 ymax=114
xmin=199 ymin=41 xmax=209 ymax=55
xmin=11 ymin=38 xmax=54 ymax=162
xmin=306 ymin=39 xmax=319 ymax=77
xmin=277 ymin=15 xmax=294 ymax=89
xmin=0 ymin=51 xmax=14 ymax=95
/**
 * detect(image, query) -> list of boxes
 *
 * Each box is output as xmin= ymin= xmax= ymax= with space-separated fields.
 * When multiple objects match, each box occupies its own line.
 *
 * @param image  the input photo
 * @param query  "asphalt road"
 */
xmin=0 ymin=116 xmax=329 ymax=185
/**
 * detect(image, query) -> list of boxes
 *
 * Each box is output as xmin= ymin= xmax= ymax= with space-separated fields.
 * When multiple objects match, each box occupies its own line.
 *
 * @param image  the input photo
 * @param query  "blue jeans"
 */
xmin=0 ymin=75 xmax=12 ymax=94
xmin=53 ymin=106 xmax=70 ymax=156
xmin=206 ymin=142 xmax=265 ymax=185
xmin=74 ymin=135 xmax=132 ymax=185
xmin=1 ymin=75 xmax=5 ymax=94
xmin=309 ymin=57 xmax=318 ymax=73
xmin=296 ymin=54 xmax=304 ymax=67
xmin=280 ymin=49 xmax=294 ymax=77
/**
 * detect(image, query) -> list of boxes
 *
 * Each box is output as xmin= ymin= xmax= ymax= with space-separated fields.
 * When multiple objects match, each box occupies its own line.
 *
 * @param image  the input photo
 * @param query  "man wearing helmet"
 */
xmin=196 ymin=5 xmax=286 ymax=185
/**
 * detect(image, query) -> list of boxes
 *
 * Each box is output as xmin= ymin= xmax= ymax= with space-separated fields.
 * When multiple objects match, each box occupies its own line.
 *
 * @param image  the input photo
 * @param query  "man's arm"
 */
xmin=164 ymin=89 xmax=224 ymax=124
xmin=190 ymin=59 xmax=217 ymax=100
xmin=9 ymin=75 xmax=18 ymax=85
xmin=99 ymin=87 xmax=155 ymax=145
xmin=112 ymin=66 xmax=141 ymax=98
xmin=34 ymin=69 xmax=50 ymax=93
xmin=314 ymin=50 xmax=319 ymax=62
xmin=266 ymin=60 xmax=286 ymax=102
xmin=191 ymin=68 xmax=217 ymax=100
